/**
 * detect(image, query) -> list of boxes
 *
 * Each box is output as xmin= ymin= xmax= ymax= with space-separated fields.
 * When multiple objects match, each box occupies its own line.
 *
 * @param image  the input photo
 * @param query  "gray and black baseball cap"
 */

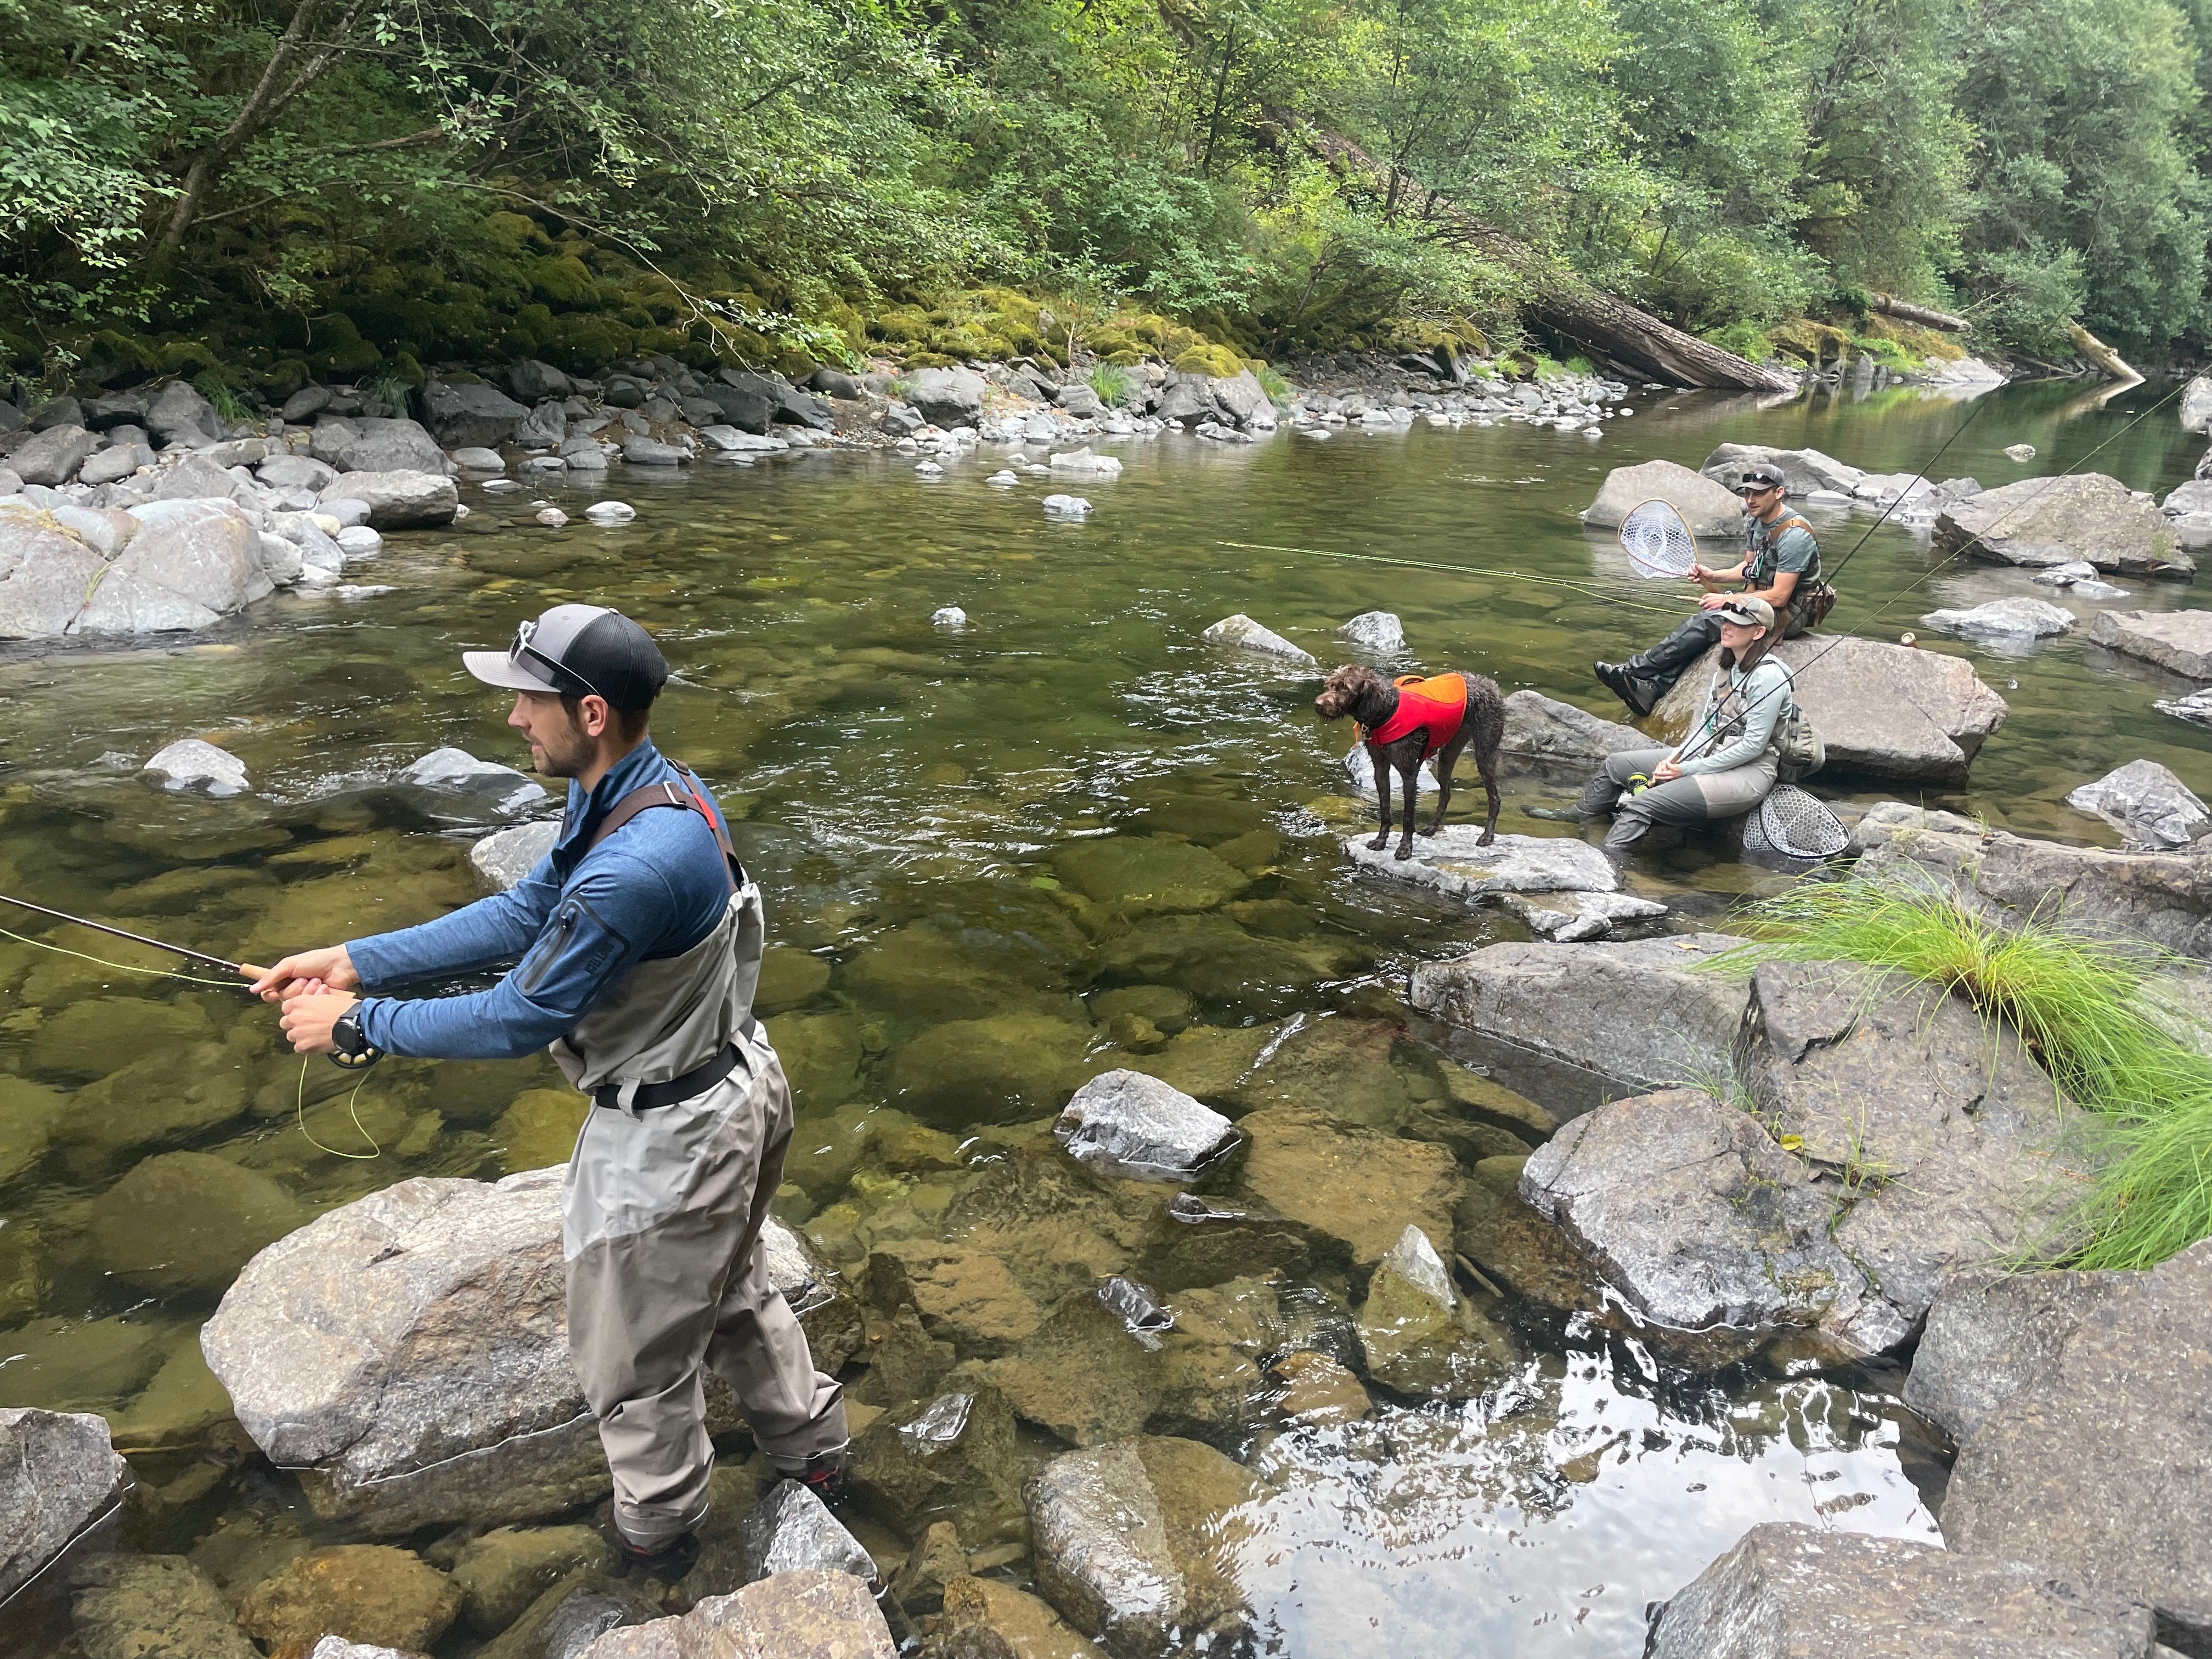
xmin=464 ymin=604 xmax=669 ymax=709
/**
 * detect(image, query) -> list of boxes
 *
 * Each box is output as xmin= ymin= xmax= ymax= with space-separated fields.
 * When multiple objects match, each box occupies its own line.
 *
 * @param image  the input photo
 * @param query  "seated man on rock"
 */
xmin=1575 ymin=596 xmax=1790 ymax=854
xmin=247 ymin=604 xmax=847 ymax=1581
xmin=1595 ymin=461 xmax=1825 ymax=716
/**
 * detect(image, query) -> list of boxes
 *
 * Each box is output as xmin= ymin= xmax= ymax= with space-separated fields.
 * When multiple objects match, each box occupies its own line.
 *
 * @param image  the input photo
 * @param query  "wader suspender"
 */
xmin=579 ymin=761 xmax=751 ymax=1110
xmin=1750 ymin=512 xmax=1835 ymax=634
xmin=583 ymin=761 xmax=741 ymax=894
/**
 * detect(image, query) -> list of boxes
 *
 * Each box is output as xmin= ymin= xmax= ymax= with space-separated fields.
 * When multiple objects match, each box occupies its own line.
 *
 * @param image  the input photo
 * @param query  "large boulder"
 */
xmin=701 ymin=380 xmax=776 ymax=435
xmin=1499 ymin=690 xmax=1647 ymax=764
xmin=2067 ymin=758 xmax=2210 ymax=848
xmin=1581 ymin=458 xmax=1744 ymax=539
xmin=1200 ymin=613 xmax=1313 ymax=664
xmin=1209 ymin=370 xmax=1272 ymax=428
xmin=11 ymin=424 xmax=100 ymax=485
xmin=1855 ymin=802 xmax=2212 ymax=956
xmin=1646 ymin=1522 xmax=2162 ymax=1659
xmin=201 ymin=1169 xmax=860 ymax=1532
xmin=1940 ymin=1239 xmax=2212 ymax=1652
xmin=2088 ymin=608 xmax=2212 ymax=679
xmin=1652 ymin=636 xmax=2007 ymax=785
xmin=145 ymin=380 xmax=224 ymax=447
xmin=902 ymin=368 xmax=988 ymax=429
xmin=0 ymin=1408 xmax=127 ymax=1602
xmin=1698 ymin=442 xmax=1866 ymax=497
xmin=80 ymin=499 xmax=277 ymax=632
xmin=507 ymin=360 xmax=573 ymax=403
xmin=0 ymin=504 xmax=109 ymax=637
xmin=315 ymin=417 xmax=449 ymax=475
xmin=1935 ymin=473 xmax=2191 ymax=578
xmin=1409 ymin=934 xmax=1749 ymax=1095
xmin=322 ymin=469 xmax=458 ymax=528
xmin=1903 ymin=1264 xmax=2127 ymax=1444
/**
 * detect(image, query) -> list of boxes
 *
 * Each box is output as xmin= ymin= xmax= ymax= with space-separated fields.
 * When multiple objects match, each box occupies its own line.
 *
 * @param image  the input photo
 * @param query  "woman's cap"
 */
xmin=1714 ymin=596 xmax=1776 ymax=630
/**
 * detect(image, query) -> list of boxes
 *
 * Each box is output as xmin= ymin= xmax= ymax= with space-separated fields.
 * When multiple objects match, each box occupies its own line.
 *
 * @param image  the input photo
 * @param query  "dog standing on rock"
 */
xmin=1314 ymin=664 xmax=1505 ymax=857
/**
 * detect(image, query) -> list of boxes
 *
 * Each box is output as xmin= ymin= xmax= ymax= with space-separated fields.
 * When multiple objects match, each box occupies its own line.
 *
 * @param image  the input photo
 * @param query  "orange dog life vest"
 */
xmin=1363 ymin=674 xmax=1468 ymax=759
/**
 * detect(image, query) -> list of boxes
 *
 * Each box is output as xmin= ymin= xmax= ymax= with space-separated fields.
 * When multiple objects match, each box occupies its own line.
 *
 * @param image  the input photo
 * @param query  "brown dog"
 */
xmin=1314 ymin=664 xmax=1505 ymax=857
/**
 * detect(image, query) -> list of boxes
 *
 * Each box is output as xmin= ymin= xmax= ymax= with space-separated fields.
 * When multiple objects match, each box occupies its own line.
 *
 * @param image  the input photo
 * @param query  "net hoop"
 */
xmin=1618 ymin=498 xmax=1700 ymax=580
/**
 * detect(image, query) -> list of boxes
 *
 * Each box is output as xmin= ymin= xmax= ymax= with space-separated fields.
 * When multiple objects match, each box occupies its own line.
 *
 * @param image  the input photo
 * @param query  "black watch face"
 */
xmin=334 ymin=1011 xmax=365 ymax=1054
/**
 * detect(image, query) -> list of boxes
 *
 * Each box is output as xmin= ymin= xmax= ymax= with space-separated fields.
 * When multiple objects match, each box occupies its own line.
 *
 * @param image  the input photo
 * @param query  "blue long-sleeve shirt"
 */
xmin=346 ymin=740 xmax=735 ymax=1059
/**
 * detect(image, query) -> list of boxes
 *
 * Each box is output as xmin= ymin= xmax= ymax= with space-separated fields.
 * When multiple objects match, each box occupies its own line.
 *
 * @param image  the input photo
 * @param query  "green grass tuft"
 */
xmin=191 ymin=371 xmax=250 ymax=426
xmin=1720 ymin=874 xmax=2212 ymax=1272
xmin=1254 ymin=363 xmax=1292 ymax=404
xmin=1083 ymin=362 xmax=1131 ymax=406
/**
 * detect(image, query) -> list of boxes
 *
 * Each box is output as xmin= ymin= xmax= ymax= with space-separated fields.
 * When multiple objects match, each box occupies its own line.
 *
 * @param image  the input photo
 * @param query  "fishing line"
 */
xmin=1216 ymin=540 xmax=1695 ymax=616
xmin=1672 ymin=378 xmax=2191 ymax=769
xmin=296 ymin=1053 xmax=382 ymax=1160
xmin=0 ymin=916 xmax=385 ymax=1160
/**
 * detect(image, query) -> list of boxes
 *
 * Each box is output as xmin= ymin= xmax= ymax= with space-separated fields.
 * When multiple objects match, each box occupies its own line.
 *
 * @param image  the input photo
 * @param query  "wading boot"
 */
xmin=781 ymin=1446 xmax=849 ymax=1506
xmin=1594 ymin=661 xmax=1657 ymax=718
xmin=596 ymin=1502 xmax=702 ymax=1582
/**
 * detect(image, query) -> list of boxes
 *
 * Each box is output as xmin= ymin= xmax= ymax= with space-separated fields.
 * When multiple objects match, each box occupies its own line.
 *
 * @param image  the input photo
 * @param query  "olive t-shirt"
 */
xmin=1745 ymin=512 xmax=1820 ymax=588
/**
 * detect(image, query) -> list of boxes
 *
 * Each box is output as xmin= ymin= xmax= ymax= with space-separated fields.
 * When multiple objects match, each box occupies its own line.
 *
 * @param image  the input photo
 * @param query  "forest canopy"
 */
xmin=4 ymin=0 xmax=2210 ymax=383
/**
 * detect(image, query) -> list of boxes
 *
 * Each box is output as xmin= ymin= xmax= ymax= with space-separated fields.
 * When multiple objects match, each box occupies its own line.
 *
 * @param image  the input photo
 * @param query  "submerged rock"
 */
xmin=1028 ymin=1436 xmax=1265 ymax=1659
xmin=2067 ymin=758 xmax=2210 ymax=848
xmin=934 ymin=1573 xmax=1108 ymax=1659
xmin=1054 ymin=1070 xmax=1235 ymax=1181
xmin=1050 ymin=837 xmax=1250 ymax=913
xmin=1646 ymin=1522 xmax=2160 ymax=1659
xmin=1235 ymin=1107 xmax=1462 ymax=1269
xmin=847 ymin=1385 xmax=1028 ymax=1543
xmin=236 ymin=1544 xmax=463 ymax=1654
xmin=142 ymin=737 xmax=249 ymax=795
xmin=87 ymin=1150 xmax=308 ymax=1293
xmin=1651 ymin=636 xmax=2006 ymax=784
xmin=1918 ymin=596 xmax=2075 ymax=641
xmin=1 ymin=1408 xmax=127 ymax=1603
xmin=71 ymin=1554 xmax=258 ymax=1659
xmin=1856 ymin=802 xmax=2212 ymax=955
xmin=448 ymin=1523 xmax=615 ymax=1637
xmin=1200 ymin=613 xmax=1316 ymax=665
xmin=470 ymin=819 xmax=561 ymax=891
xmin=1937 ymin=472 xmax=2190 ymax=578
xmin=2088 ymin=607 xmax=2212 ymax=678
xmin=1410 ymin=934 xmax=1748 ymax=1094
xmin=1354 ymin=1224 xmax=1519 ymax=1397
xmin=1940 ymin=1238 xmax=2212 ymax=1651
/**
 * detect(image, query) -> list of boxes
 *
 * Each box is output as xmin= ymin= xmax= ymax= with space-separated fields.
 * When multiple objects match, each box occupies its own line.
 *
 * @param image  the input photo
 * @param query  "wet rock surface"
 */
xmin=448 ymin=1523 xmax=617 ymax=1637
xmin=1855 ymin=802 xmax=2212 ymax=955
xmin=1234 ymin=1107 xmax=1463 ymax=1268
xmin=930 ymin=1574 xmax=1109 ymax=1658
xmin=1341 ymin=829 xmax=1625 ymax=918
xmin=70 ymin=1553 xmax=259 ymax=1659
xmin=236 ymin=1544 xmax=463 ymax=1652
xmin=470 ymin=820 xmax=563 ymax=890
xmin=1054 ymin=1070 xmax=1235 ymax=1181
xmin=2067 ymin=758 xmax=2211 ymax=848
xmin=1354 ymin=1223 xmax=1519 ymax=1397
xmin=1647 ymin=1522 xmax=2162 ymax=1659
xmin=580 ymin=1569 xmax=897 ymax=1658
xmin=1919 ymin=596 xmax=2075 ymax=642
xmin=1937 ymin=472 xmax=2190 ymax=578
xmin=1652 ymin=636 xmax=2007 ymax=783
xmin=1941 ymin=1239 xmax=2212 ymax=1652
xmin=1199 ymin=613 xmax=1316 ymax=665
xmin=1904 ymin=1265 xmax=2126 ymax=1444
xmin=735 ymin=1477 xmax=881 ymax=1588
xmin=1410 ymin=934 xmax=1748 ymax=1096
xmin=1 ymin=1407 xmax=127 ymax=1602
xmin=2090 ymin=607 xmax=2212 ymax=678
xmin=1499 ymin=690 xmax=1647 ymax=764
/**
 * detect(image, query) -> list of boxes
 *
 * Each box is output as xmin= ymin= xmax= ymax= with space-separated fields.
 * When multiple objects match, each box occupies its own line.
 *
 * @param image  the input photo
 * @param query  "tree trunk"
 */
xmin=1270 ymin=110 xmax=1795 ymax=392
xmin=2067 ymin=321 xmax=2142 ymax=385
xmin=1868 ymin=291 xmax=1969 ymax=332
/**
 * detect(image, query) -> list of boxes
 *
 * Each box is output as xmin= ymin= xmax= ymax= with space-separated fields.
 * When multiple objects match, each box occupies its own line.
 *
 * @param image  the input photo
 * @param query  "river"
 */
xmin=2 ymin=373 xmax=2203 ymax=1654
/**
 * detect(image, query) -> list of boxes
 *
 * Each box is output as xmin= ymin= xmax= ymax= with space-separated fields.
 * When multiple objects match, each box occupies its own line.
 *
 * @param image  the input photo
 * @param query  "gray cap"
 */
xmin=463 ymin=604 xmax=669 ymax=709
xmin=1713 ymin=595 xmax=1776 ymax=630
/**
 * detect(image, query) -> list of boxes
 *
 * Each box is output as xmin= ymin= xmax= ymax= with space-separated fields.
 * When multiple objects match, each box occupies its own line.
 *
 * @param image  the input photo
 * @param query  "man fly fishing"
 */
xmin=1594 ymin=461 xmax=1828 ymax=716
xmin=246 ymin=603 xmax=847 ymax=1581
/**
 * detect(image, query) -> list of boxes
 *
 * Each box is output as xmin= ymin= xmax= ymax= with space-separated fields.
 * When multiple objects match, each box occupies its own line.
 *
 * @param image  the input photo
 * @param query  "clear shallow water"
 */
xmin=1 ymin=375 xmax=2200 ymax=1653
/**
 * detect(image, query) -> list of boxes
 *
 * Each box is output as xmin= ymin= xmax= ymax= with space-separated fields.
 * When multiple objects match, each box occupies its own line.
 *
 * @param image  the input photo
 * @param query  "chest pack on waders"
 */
xmin=1706 ymin=649 xmax=1825 ymax=783
xmin=1749 ymin=512 xmax=1836 ymax=633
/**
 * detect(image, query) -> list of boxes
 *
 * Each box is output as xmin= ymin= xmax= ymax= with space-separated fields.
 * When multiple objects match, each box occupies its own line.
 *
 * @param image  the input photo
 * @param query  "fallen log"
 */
xmin=1868 ymin=292 xmax=1970 ymax=333
xmin=2068 ymin=320 xmax=2143 ymax=385
xmin=1268 ymin=110 xmax=1794 ymax=394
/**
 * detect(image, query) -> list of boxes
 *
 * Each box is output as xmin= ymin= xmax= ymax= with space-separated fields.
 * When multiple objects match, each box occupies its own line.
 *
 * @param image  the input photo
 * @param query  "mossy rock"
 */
xmin=258 ymin=357 xmax=312 ymax=399
xmin=388 ymin=351 xmax=426 ymax=389
xmin=545 ymin=312 xmax=634 ymax=368
xmin=904 ymin=351 xmax=961 ymax=369
xmin=1171 ymin=342 xmax=1246 ymax=377
xmin=530 ymin=255 xmax=599 ymax=308
xmin=82 ymin=329 xmax=157 ymax=387
xmin=483 ymin=211 xmax=555 ymax=251
xmin=153 ymin=337 xmax=224 ymax=380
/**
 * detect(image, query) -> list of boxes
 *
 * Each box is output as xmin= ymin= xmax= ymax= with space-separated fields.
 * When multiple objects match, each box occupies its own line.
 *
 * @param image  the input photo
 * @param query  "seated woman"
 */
xmin=1575 ymin=596 xmax=1790 ymax=855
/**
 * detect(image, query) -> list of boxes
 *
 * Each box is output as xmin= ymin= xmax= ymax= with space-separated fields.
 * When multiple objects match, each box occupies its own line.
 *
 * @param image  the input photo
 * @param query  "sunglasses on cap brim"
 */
xmin=512 ymin=618 xmax=609 ymax=701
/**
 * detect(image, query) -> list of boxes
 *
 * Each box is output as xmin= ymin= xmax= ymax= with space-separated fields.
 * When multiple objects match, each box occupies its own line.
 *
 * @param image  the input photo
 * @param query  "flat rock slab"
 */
xmin=2067 ymin=758 xmax=2210 ymax=848
xmin=1855 ymin=802 xmax=2212 ymax=956
xmin=1410 ymin=934 xmax=1749 ymax=1094
xmin=1201 ymin=613 xmax=1314 ymax=665
xmin=1647 ymin=1522 xmax=2161 ymax=1659
xmin=1342 ymin=828 xmax=1618 ymax=905
xmin=1942 ymin=1238 xmax=2212 ymax=1652
xmin=1699 ymin=442 xmax=1866 ymax=496
xmin=1936 ymin=472 xmax=2191 ymax=578
xmin=1493 ymin=888 xmax=1669 ymax=942
xmin=2088 ymin=608 xmax=2212 ymax=679
xmin=1655 ymin=635 xmax=2006 ymax=785
xmin=1919 ymin=597 xmax=2075 ymax=641
xmin=580 ymin=1570 xmax=896 ymax=1659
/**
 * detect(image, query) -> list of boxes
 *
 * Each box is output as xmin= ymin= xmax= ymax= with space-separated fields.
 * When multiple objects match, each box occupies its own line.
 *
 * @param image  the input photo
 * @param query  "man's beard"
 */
xmin=532 ymin=721 xmax=594 ymax=777
xmin=1719 ymin=646 xmax=1739 ymax=669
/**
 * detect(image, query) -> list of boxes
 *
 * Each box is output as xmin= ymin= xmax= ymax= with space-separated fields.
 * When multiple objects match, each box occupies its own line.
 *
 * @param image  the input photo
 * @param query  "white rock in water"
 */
xmin=470 ymin=820 xmax=561 ymax=892
xmin=2067 ymin=758 xmax=2212 ymax=848
xmin=331 ymin=584 xmax=393 ymax=601
xmin=1201 ymin=613 xmax=1316 ymax=665
xmin=1343 ymin=826 xmax=1623 ymax=906
xmin=2004 ymin=443 xmax=2036 ymax=461
xmin=143 ymin=738 xmax=249 ymax=795
xmin=985 ymin=471 xmax=1018 ymax=486
xmin=481 ymin=478 xmax=522 ymax=494
xmin=399 ymin=746 xmax=548 ymax=814
xmin=534 ymin=507 xmax=567 ymax=527
xmin=1042 ymin=494 xmax=1092 ymax=517
xmin=450 ymin=447 xmax=505 ymax=471
xmin=1918 ymin=597 xmax=2075 ymax=641
xmin=915 ymin=460 xmax=944 ymax=477
xmin=1055 ymin=1070 xmax=1236 ymax=1182
xmin=1048 ymin=446 xmax=1122 ymax=477
xmin=1803 ymin=489 xmax=1855 ymax=507
xmin=584 ymin=500 xmax=635 ymax=525
xmin=335 ymin=526 xmax=382 ymax=558
xmin=2157 ymin=687 xmax=2212 ymax=728
xmin=2029 ymin=560 xmax=2101 ymax=585
xmin=1337 ymin=610 xmax=1405 ymax=652
xmin=930 ymin=606 xmax=968 ymax=628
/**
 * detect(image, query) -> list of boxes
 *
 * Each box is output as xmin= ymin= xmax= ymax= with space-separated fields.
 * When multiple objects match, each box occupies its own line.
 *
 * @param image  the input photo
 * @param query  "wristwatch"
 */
xmin=329 ymin=1004 xmax=382 ymax=1070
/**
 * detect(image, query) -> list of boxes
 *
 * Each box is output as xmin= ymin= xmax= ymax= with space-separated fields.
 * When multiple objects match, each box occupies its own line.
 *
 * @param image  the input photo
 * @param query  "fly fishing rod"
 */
xmin=0 ymin=893 xmax=383 ymax=1070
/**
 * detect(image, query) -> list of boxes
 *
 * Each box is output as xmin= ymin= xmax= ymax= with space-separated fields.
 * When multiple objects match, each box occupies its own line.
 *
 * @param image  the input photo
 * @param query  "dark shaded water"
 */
xmin=5 ymin=374 xmax=2204 ymax=1652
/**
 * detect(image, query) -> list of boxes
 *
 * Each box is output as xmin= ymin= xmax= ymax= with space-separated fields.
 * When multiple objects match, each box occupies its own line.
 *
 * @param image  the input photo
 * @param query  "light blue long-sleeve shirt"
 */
xmin=1674 ymin=658 xmax=1792 ymax=776
xmin=345 ymin=740 xmax=735 ymax=1059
